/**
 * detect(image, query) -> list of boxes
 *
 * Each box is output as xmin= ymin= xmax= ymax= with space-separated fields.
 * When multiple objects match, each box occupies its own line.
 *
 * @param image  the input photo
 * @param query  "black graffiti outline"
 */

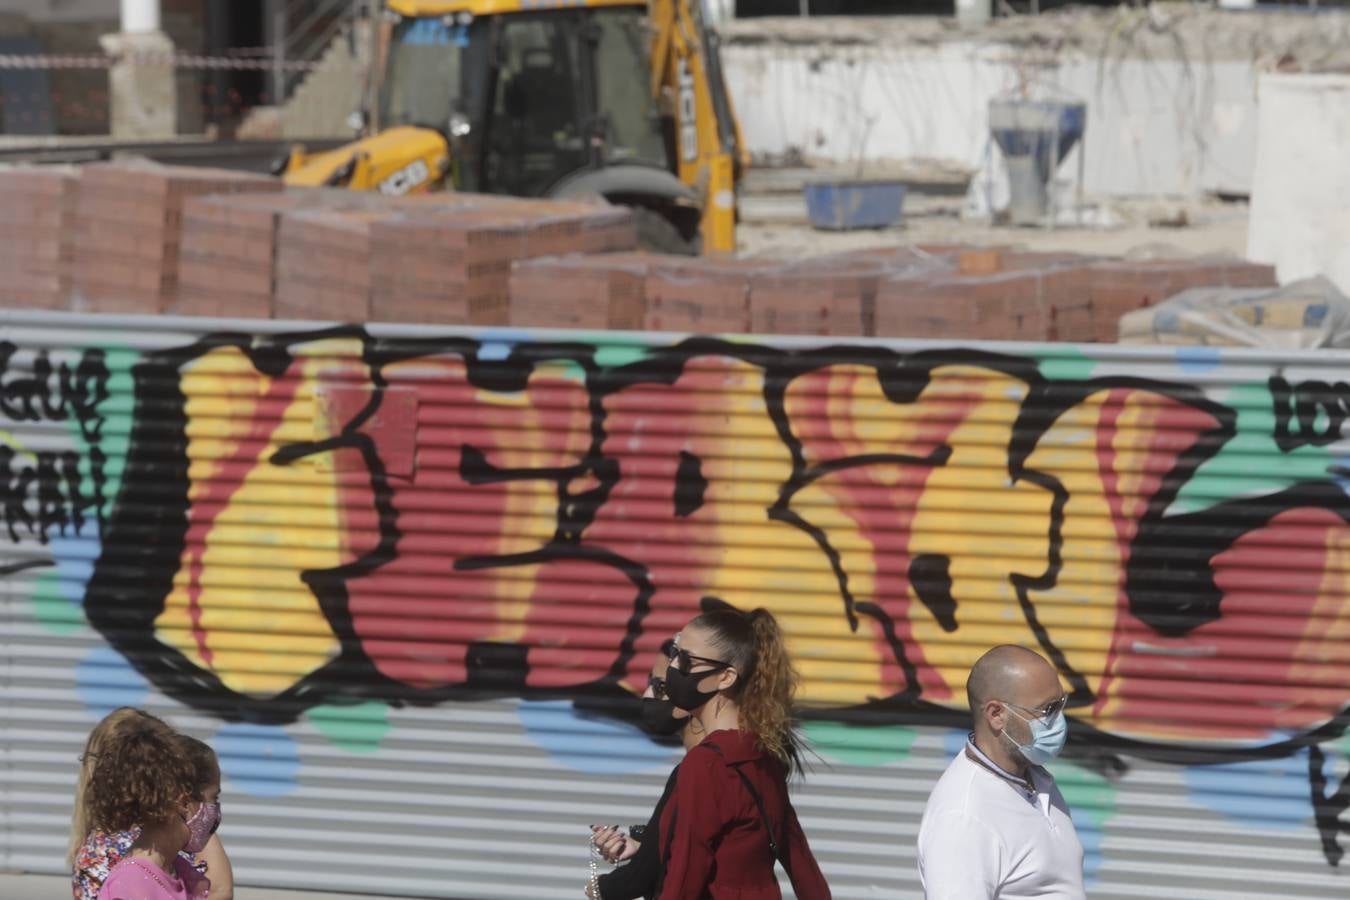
xmin=82 ymin=331 xmax=1314 ymax=724
xmin=1271 ymin=374 xmax=1350 ymax=453
xmin=0 ymin=343 xmax=111 ymax=545
xmin=80 ymin=328 xmax=1350 ymax=864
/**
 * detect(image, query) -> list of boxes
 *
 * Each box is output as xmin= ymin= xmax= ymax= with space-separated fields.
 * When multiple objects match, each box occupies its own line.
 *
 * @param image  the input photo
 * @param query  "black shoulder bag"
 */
xmin=703 ymin=742 xmax=793 ymax=881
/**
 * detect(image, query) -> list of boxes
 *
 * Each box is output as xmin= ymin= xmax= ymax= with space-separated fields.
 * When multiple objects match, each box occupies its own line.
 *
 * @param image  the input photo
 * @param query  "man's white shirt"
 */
xmin=917 ymin=739 xmax=1086 ymax=899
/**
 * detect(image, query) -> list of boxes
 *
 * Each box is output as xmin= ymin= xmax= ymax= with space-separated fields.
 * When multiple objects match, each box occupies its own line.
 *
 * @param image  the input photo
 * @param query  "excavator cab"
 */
xmin=284 ymin=1 xmax=740 ymax=255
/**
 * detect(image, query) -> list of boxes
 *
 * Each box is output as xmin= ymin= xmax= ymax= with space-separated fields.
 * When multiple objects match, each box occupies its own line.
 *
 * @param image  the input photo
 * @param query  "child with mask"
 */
xmin=72 ymin=715 xmax=232 ymax=900
xmin=71 ymin=708 xmax=178 ymax=900
xmin=87 ymin=721 xmax=220 ymax=900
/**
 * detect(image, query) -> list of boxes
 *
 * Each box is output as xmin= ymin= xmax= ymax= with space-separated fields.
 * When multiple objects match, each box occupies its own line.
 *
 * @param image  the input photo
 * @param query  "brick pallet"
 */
xmin=369 ymin=201 xmax=636 ymax=325
xmin=642 ymin=259 xmax=782 ymax=333
xmin=0 ymin=165 xmax=80 ymax=309
xmin=74 ymin=161 xmax=281 ymax=314
xmin=175 ymin=190 xmax=328 ymax=319
xmin=509 ymin=253 xmax=652 ymax=330
xmin=275 ymin=209 xmax=388 ymax=322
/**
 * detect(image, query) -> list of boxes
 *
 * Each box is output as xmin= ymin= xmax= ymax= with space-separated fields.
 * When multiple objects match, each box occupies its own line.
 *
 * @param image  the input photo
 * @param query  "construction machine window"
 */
xmin=590 ymin=9 xmax=666 ymax=167
xmin=379 ymin=17 xmax=468 ymax=132
xmin=487 ymin=16 xmax=588 ymax=197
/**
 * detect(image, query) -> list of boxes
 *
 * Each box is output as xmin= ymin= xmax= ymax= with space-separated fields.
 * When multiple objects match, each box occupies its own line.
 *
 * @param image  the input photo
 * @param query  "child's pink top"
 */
xmin=96 ymin=855 xmax=209 ymax=900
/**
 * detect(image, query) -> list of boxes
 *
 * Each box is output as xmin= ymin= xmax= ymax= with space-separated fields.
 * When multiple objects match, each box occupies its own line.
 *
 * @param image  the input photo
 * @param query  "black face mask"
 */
xmin=639 ymin=698 xmax=685 ymax=736
xmin=664 ymin=666 xmax=724 ymax=712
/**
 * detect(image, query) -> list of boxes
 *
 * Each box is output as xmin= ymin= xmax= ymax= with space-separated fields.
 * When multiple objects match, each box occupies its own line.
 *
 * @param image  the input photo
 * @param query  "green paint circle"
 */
xmin=1035 ymin=346 xmax=1096 ymax=382
xmin=802 ymin=720 xmax=918 ymax=768
xmin=1052 ymin=761 xmax=1118 ymax=830
xmin=307 ymin=702 xmax=392 ymax=753
xmin=29 ymin=569 xmax=83 ymax=635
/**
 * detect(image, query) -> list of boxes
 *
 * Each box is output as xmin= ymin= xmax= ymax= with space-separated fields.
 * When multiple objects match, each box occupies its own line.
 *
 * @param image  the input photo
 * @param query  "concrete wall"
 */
xmin=723 ymin=39 xmax=1260 ymax=197
xmin=1248 ymin=73 xmax=1350 ymax=295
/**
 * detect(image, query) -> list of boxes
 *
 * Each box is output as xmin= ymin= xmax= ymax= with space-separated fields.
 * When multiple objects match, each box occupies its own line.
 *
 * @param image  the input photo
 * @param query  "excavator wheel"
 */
xmin=632 ymin=207 xmax=700 ymax=257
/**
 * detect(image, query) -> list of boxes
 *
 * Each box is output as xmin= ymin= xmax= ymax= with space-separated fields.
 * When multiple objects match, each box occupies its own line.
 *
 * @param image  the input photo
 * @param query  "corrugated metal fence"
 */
xmin=1 ymin=310 xmax=1347 ymax=898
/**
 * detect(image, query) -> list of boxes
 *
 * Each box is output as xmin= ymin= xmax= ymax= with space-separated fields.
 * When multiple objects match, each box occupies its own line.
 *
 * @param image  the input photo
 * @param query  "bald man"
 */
xmin=916 ymin=646 xmax=1085 ymax=899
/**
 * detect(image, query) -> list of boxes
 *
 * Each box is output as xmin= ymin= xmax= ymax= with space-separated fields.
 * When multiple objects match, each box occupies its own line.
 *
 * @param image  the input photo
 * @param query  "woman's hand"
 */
xmin=194 ymin=833 xmax=234 ymax=900
xmin=590 ymin=824 xmax=639 ymax=864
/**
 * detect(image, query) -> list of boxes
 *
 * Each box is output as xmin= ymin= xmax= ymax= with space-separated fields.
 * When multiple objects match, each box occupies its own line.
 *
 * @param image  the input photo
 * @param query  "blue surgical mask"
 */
xmin=1002 ymin=705 xmax=1067 ymax=766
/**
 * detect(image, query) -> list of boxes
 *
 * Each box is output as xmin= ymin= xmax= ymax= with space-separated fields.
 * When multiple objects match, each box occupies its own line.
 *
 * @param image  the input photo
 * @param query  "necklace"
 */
xmin=965 ymin=743 xmax=1036 ymax=801
xmin=128 ymin=856 xmax=181 ymax=894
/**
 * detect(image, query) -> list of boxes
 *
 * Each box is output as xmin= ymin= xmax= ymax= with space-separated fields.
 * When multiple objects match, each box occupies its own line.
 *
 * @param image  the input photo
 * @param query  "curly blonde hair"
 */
xmin=87 ymin=719 xmax=197 ymax=834
xmin=67 ymin=708 xmax=173 ymax=866
xmin=691 ymin=607 xmax=803 ymax=776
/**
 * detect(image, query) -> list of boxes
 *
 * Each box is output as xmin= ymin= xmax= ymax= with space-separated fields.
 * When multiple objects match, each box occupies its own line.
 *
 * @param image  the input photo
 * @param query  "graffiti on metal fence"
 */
xmin=0 ymin=342 xmax=109 ymax=556
xmin=2 ymin=327 xmax=1347 ymax=864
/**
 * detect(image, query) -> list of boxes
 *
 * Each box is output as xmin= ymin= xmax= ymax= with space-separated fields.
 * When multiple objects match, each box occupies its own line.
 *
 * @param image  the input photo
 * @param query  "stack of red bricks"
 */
xmin=872 ymin=249 xmax=1277 ymax=341
xmin=74 ymin=161 xmax=281 ymax=314
xmin=508 ymin=252 xmax=653 ymax=330
xmin=506 ymin=244 xmax=1277 ymax=341
xmin=509 ymin=246 xmax=954 ymax=336
xmin=175 ymin=190 xmax=327 ymax=318
xmin=275 ymin=208 xmax=394 ymax=321
xmin=367 ymin=199 xmax=637 ymax=325
xmin=0 ymin=165 xmax=81 ymax=309
xmin=510 ymin=255 xmax=831 ymax=333
xmin=0 ymin=159 xmax=1282 ymax=344
xmin=644 ymin=258 xmax=780 ymax=333
xmin=167 ymin=187 xmax=638 ymax=324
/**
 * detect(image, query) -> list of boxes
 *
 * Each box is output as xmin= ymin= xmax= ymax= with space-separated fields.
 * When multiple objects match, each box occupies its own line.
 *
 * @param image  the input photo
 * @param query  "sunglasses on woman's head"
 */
xmin=672 ymin=649 xmax=732 ymax=676
xmin=658 ymin=636 xmax=732 ymax=675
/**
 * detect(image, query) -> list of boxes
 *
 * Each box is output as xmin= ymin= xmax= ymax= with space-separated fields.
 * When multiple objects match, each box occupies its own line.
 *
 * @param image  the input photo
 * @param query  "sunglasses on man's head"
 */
xmin=1005 ymin=694 xmax=1069 ymax=721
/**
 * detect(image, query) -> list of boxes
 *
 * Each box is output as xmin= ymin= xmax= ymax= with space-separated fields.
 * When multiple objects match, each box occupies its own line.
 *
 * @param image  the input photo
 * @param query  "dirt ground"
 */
xmin=737 ymin=184 xmax=1251 ymax=262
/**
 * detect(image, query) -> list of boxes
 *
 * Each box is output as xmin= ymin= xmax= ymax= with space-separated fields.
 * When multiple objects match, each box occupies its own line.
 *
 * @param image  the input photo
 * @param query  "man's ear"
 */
xmin=982 ymin=698 xmax=1007 ymax=731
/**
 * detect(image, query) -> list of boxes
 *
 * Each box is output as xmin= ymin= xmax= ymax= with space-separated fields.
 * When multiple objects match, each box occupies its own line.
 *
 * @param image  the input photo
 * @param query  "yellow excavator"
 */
xmin=280 ymin=0 xmax=748 ymax=255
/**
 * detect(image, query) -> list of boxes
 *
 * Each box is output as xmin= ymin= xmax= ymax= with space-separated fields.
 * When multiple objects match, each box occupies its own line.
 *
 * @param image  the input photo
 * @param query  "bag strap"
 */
xmin=702 ymin=742 xmax=791 ymax=877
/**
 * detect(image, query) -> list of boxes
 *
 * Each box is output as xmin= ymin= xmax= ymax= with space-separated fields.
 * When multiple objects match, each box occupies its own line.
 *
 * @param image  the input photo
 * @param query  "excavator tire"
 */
xmin=632 ymin=207 xmax=699 ymax=257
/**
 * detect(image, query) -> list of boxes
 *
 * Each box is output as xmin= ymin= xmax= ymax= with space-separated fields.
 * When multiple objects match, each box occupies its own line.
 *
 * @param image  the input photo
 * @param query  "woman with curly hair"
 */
xmin=71 ymin=711 xmax=232 ymax=900
xmin=87 ymin=719 xmax=219 ymax=900
xmin=653 ymin=607 xmax=831 ymax=900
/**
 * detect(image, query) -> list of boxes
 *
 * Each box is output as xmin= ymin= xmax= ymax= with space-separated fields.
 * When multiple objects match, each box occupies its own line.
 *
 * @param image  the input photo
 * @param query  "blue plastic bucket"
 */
xmin=804 ymin=180 xmax=906 ymax=231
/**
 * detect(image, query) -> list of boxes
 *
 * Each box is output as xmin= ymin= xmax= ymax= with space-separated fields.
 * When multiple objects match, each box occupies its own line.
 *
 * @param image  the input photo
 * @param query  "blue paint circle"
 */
xmin=1175 ymin=346 xmax=1222 ymax=374
xmin=1069 ymin=808 xmax=1106 ymax=888
xmin=517 ymin=700 xmax=680 ymax=775
xmin=76 ymin=646 xmax=149 ymax=720
xmin=213 ymin=722 xmax=302 ymax=798
xmin=942 ymin=728 xmax=970 ymax=759
xmin=51 ymin=531 xmax=101 ymax=606
xmin=477 ymin=328 xmax=533 ymax=362
xmin=1182 ymin=750 xmax=1314 ymax=831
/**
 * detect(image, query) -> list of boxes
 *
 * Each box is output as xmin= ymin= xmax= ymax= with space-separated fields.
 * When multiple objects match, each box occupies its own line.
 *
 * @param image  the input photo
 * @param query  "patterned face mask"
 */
xmin=182 ymin=801 xmax=221 ymax=854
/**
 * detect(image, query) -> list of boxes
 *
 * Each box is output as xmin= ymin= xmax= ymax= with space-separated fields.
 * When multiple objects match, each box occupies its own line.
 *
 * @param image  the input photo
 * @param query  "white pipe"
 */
xmin=120 ymin=0 xmax=161 ymax=34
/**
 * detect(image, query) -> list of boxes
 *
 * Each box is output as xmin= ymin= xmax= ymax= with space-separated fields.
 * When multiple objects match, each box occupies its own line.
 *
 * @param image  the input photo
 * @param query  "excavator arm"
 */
xmin=647 ymin=0 xmax=743 ymax=254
